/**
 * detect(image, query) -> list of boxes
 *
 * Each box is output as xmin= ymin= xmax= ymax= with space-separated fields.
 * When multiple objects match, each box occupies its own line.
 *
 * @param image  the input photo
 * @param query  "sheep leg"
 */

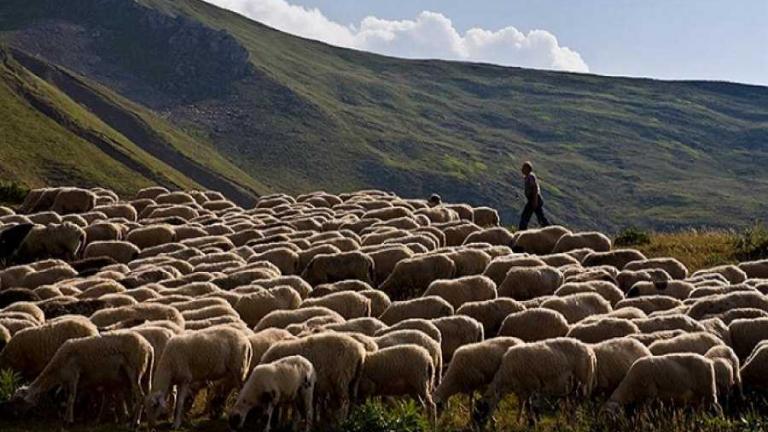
xmin=263 ymin=404 xmax=275 ymax=432
xmin=65 ymin=377 xmax=79 ymax=425
xmin=302 ymin=391 xmax=314 ymax=432
xmin=172 ymin=383 xmax=191 ymax=429
xmin=129 ymin=370 xmax=145 ymax=428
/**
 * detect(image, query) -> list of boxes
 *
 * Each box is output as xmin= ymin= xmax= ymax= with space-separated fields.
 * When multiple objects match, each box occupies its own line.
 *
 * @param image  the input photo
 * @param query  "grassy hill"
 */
xmin=1 ymin=0 xmax=767 ymax=230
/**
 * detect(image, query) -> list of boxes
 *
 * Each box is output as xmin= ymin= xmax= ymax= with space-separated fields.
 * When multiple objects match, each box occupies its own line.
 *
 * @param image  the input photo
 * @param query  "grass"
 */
xmin=1 ymin=0 xmax=768 ymax=229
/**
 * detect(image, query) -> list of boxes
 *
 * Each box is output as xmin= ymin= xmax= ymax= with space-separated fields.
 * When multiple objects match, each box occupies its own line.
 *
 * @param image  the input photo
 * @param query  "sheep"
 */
xmin=375 ymin=318 xmax=442 ymax=343
xmin=540 ymin=293 xmax=612 ymax=324
xmin=623 ymin=258 xmax=688 ymax=280
xmin=300 ymin=291 xmax=371 ymax=319
xmin=84 ymin=241 xmax=140 ymax=264
xmin=441 ymin=224 xmax=481 ymax=247
xmin=309 ymin=279 xmax=371 ymax=298
xmin=739 ymin=259 xmax=768 ymax=279
xmin=472 ymin=207 xmax=500 ymax=227
xmin=15 ymin=222 xmax=85 ymax=262
xmin=379 ymin=253 xmax=456 ymax=299
xmin=374 ymin=330 xmax=443 ymax=383
xmin=422 ymin=275 xmax=497 ymax=309
xmin=357 ymin=345 xmax=436 ymax=421
xmin=555 ymin=281 xmax=624 ymax=306
xmin=323 ymin=317 xmax=388 ymax=337
xmin=148 ymin=205 xmax=198 ymax=221
xmin=0 ymin=316 xmax=98 ymax=380
xmin=19 ymin=265 xmax=78 ymax=289
xmin=477 ymin=338 xmax=596 ymax=423
xmin=1 ymin=302 xmax=44 ymax=323
xmin=301 ymin=251 xmax=374 ymax=286
xmin=126 ymin=224 xmax=176 ymax=249
xmin=688 ymin=291 xmax=768 ymax=320
xmin=617 ymin=269 xmax=672 ymax=292
xmin=728 ymin=318 xmax=768 ymax=360
xmin=604 ymin=354 xmax=719 ymax=412
xmin=357 ymin=289 xmax=391 ymax=317
xmin=249 ymin=248 xmax=300 ymax=275
xmin=634 ymin=314 xmax=706 ymax=334
xmin=431 ymin=315 xmax=484 ymax=363
xmin=740 ymin=343 xmax=768 ymax=390
xmin=692 ymin=265 xmax=748 ymax=285
xmin=255 ymin=307 xmax=344 ymax=331
xmin=49 ymin=188 xmax=97 ymax=214
xmin=649 ymin=332 xmax=724 ymax=356
xmin=552 ymin=232 xmax=611 ymax=254
xmin=512 ymin=226 xmax=571 ymax=255
xmin=591 ymin=337 xmax=652 ymax=395
xmin=498 ymin=265 xmax=564 ymax=300
xmin=615 ymin=295 xmax=683 ymax=315
xmin=234 ymin=287 xmax=302 ymax=327
xmin=146 ymin=326 xmax=252 ymax=428
xmin=0 ymin=324 xmax=9 ymax=351
xmin=94 ymin=203 xmax=138 ymax=221
xmin=705 ymin=345 xmax=742 ymax=397
xmin=626 ymin=280 xmax=695 ymax=299
xmin=14 ymin=331 xmax=153 ymax=425
xmin=462 ymin=227 xmax=514 ymax=247
xmin=256 ymin=276 xmax=313 ymax=299
xmin=583 ymin=249 xmax=647 ymax=269
xmin=455 ymin=298 xmax=525 ymax=336
xmin=261 ymin=332 xmax=366 ymax=423
xmin=90 ymin=303 xmax=184 ymax=329
xmin=498 ymin=309 xmax=570 ymax=342
xmin=715 ymin=308 xmax=768 ymax=325
xmin=379 ymin=296 xmax=454 ymax=325
xmin=567 ymin=318 xmax=640 ymax=343
xmin=181 ymin=304 xmax=238 ymax=322
xmin=229 ymin=355 xmax=316 ymax=432
xmin=0 ymin=224 xmax=36 ymax=263
xmin=433 ymin=337 xmax=523 ymax=417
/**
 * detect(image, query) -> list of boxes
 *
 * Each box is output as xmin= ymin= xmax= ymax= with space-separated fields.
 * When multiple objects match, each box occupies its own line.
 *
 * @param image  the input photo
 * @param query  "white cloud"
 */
xmin=205 ymin=0 xmax=589 ymax=73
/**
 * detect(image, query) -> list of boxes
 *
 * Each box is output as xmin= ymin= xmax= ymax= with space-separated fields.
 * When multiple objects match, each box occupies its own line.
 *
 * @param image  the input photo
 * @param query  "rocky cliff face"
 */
xmin=7 ymin=0 xmax=254 ymax=106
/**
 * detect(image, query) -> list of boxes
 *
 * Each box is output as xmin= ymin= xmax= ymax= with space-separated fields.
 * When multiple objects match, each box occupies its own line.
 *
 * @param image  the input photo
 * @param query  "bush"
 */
xmin=0 ymin=181 xmax=28 ymax=206
xmin=0 ymin=369 xmax=21 ymax=402
xmin=734 ymin=223 xmax=768 ymax=261
xmin=338 ymin=400 xmax=428 ymax=432
xmin=614 ymin=226 xmax=651 ymax=247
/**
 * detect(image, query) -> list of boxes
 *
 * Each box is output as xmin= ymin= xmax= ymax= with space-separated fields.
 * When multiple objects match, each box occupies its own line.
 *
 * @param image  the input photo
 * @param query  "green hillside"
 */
xmin=1 ymin=0 xmax=767 ymax=229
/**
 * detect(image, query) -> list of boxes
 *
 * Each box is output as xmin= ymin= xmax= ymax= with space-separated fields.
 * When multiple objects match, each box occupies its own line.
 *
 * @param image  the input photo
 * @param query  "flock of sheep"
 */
xmin=0 ymin=186 xmax=767 ymax=430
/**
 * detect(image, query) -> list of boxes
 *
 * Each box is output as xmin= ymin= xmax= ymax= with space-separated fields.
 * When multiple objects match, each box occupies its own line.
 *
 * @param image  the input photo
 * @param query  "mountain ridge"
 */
xmin=1 ymin=0 xmax=767 ymax=230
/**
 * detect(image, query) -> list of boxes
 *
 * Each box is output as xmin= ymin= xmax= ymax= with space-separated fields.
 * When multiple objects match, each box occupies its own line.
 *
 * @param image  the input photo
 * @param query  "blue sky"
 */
xmin=208 ymin=0 xmax=768 ymax=86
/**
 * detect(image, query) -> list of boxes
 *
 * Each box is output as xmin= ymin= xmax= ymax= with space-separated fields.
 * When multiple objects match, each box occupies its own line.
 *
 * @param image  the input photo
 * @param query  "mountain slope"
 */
xmin=1 ymin=0 xmax=767 ymax=230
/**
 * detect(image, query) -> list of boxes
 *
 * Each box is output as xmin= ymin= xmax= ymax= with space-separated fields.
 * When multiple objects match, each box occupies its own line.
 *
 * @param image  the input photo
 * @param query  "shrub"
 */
xmin=733 ymin=223 xmax=768 ymax=261
xmin=0 ymin=181 xmax=28 ymax=206
xmin=0 ymin=369 xmax=21 ymax=402
xmin=614 ymin=226 xmax=651 ymax=247
xmin=339 ymin=400 xmax=428 ymax=432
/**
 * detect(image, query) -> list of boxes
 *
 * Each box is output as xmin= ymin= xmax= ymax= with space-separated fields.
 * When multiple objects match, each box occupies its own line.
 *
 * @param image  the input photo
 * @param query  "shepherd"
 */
xmin=518 ymin=161 xmax=550 ymax=230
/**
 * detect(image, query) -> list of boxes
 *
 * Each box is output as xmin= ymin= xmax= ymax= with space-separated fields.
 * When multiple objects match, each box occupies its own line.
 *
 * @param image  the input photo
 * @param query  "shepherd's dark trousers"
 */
xmin=518 ymin=197 xmax=550 ymax=230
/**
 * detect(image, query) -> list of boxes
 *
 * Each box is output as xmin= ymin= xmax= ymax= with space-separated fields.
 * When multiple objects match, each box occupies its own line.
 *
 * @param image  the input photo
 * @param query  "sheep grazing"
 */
xmin=552 ymin=231 xmax=611 ymax=254
xmin=0 ymin=316 xmax=98 ymax=380
xmin=705 ymin=345 xmax=742 ymax=397
xmin=477 ymin=338 xmax=597 ymax=424
xmin=379 ymin=253 xmax=456 ymax=299
xmin=301 ymin=251 xmax=374 ymax=286
xmin=261 ymin=332 xmax=366 ymax=424
xmin=648 ymin=332 xmax=724 ymax=356
xmin=15 ymin=222 xmax=85 ymax=262
xmin=434 ymin=337 xmax=523 ymax=418
xmin=300 ymin=290 xmax=372 ymax=319
xmin=14 ymin=332 xmax=153 ymax=425
xmin=431 ymin=315 xmax=484 ymax=363
xmin=456 ymin=298 xmax=525 ymax=336
xmin=255 ymin=307 xmax=344 ymax=332
xmin=727 ymin=317 xmax=768 ymax=361
xmin=604 ymin=354 xmax=720 ymax=413
xmin=229 ymin=355 xmax=316 ymax=432
xmin=375 ymin=318 xmax=442 ymax=343
xmin=379 ymin=296 xmax=454 ymax=325
xmin=374 ymin=330 xmax=444 ymax=384
xmin=498 ymin=266 xmax=564 ymax=300
xmin=358 ymin=344 xmax=436 ymax=421
xmin=512 ymin=226 xmax=571 ymax=255
xmin=146 ymin=326 xmax=252 ymax=429
xmin=741 ymin=343 xmax=768 ymax=390
xmin=498 ymin=308 xmax=570 ymax=342
xmin=422 ymin=275 xmax=497 ymax=309
xmin=567 ymin=318 xmax=640 ymax=343
xmin=591 ymin=337 xmax=652 ymax=395
xmin=626 ymin=280 xmax=695 ymax=299
xmin=540 ymin=293 xmax=612 ymax=324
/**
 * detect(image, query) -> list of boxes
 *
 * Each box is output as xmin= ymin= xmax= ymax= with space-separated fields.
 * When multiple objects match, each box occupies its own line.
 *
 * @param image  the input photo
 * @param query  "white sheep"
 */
xmin=84 ymin=241 xmax=140 ymax=264
xmin=255 ymin=306 xmax=344 ymax=331
xmin=379 ymin=296 xmax=454 ymax=325
xmin=512 ymin=226 xmax=571 ymax=255
xmin=728 ymin=317 xmax=768 ymax=360
xmin=229 ymin=355 xmax=316 ymax=432
xmin=555 ymin=280 xmax=624 ymax=306
xmin=145 ymin=326 xmax=252 ymax=429
xmin=358 ymin=344 xmax=436 ymax=421
xmin=624 ymin=258 xmax=689 ymax=280
xmin=478 ymin=337 xmax=596 ymax=423
xmin=498 ymin=266 xmax=563 ymax=300
xmin=552 ymin=231 xmax=611 ymax=254
xmin=455 ymin=297 xmax=526 ymax=336
xmin=379 ymin=253 xmax=456 ymax=299
xmin=591 ymin=337 xmax=652 ymax=395
xmin=604 ymin=354 xmax=720 ymax=413
xmin=375 ymin=318 xmax=442 ymax=343
xmin=374 ymin=329 xmax=443 ymax=384
xmin=261 ymin=332 xmax=366 ymax=424
xmin=626 ymin=280 xmax=695 ymax=300
xmin=648 ymin=332 xmax=724 ymax=356
xmin=300 ymin=291 xmax=371 ymax=319
xmin=422 ymin=275 xmax=497 ymax=309
xmin=705 ymin=345 xmax=742 ymax=397
xmin=14 ymin=332 xmax=153 ymax=425
xmin=498 ymin=308 xmax=570 ymax=341
xmin=541 ymin=293 xmax=612 ymax=323
xmin=567 ymin=318 xmax=640 ymax=343
xmin=431 ymin=315 xmax=484 ymax=363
